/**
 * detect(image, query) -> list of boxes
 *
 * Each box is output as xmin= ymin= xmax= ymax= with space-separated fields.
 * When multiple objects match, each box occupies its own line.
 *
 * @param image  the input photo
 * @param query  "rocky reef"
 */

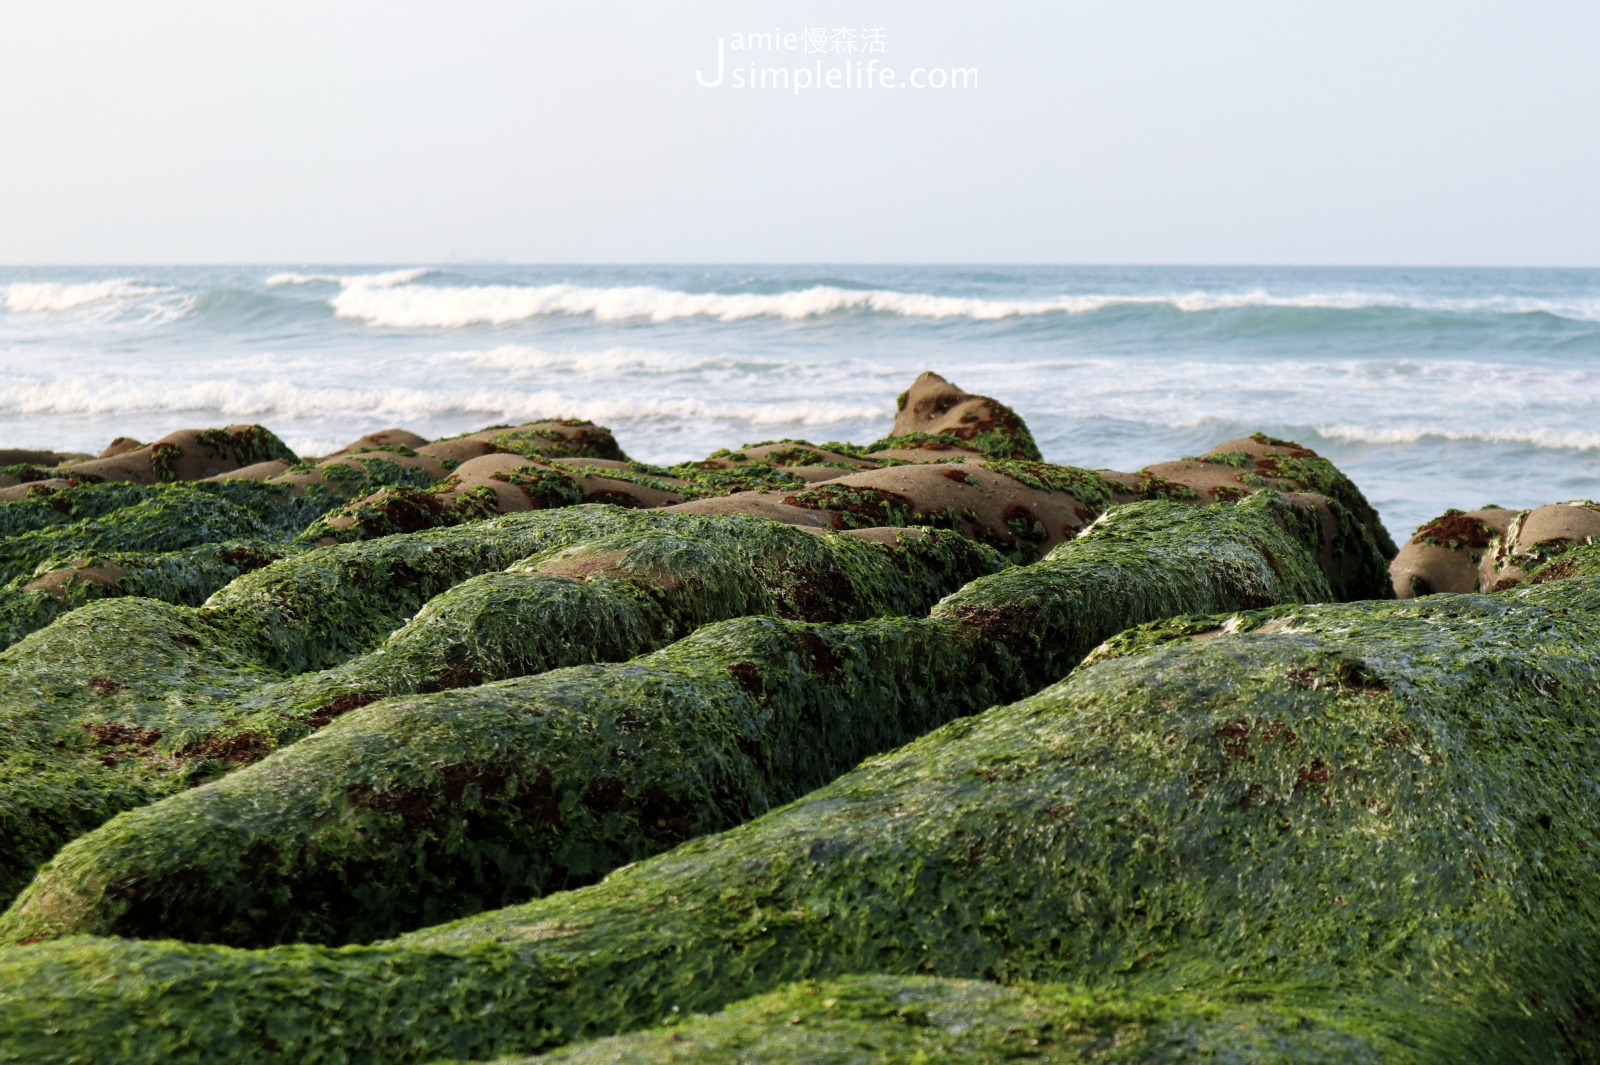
xmin=7 ymin=371 xmax=1586 ymax=1063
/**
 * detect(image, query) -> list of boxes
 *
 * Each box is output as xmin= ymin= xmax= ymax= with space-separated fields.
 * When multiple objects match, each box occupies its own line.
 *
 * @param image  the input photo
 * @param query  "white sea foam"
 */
xmin=442 ymin=344 xmax=788 ymax=377
xmin=324 ymin=281 xmax=1600 ymax=327
xmin=1313 ymin=423 xmax=1600 ymax=452
xmin=2 ymin=280 xmax=171 ymax=314
xmin=266 ymin=268 xmax=436 ymax=288
xmin=0 ymin=376 xmax=881 ymax=428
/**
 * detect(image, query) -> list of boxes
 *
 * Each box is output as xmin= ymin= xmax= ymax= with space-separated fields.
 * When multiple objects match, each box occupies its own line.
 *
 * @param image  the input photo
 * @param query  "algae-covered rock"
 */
xmin=932 ymin=489 xmax=1387 ymax=687
xmin=0 ymin=540 xmax=288 ymax=650
xmin=667 ymin=459 xmax=1137 ymax=564
xmin=0 ymin=511 xmax=1000 ymax=907
xmin=494 ymin=975 xmax=1382 ymax=1064
xmin=887 ymin=371 xmax=1041 ymax=461
xmin=217 ymin=523 xmax=1001 ymax=727
xmin=0 ymin=577 xmax=1596 ymax=1062
xmin=0 ymin=492 xmax=1370 ymax=948
xmin=0 ymin=481 xmax=335 ymax=585
xmin=304 ymin=457 xmax=826 ymax=544
xmin=1390 ymin=500 xmax=1600 ymax=597
xmin=1138 ymin=433 xmax=1395 ymax=557
xmin=55 ymin=425 xmax=297 ymax=485
xmin=0 ymin=480 xmax=394 ymax=648
xmin=1 ymin=613 xmax=1017 ymax=948
xmin=421 ymin=420 xmax=629 ymax=465
xmin=0 ymin=507 xmax=659 ymax=903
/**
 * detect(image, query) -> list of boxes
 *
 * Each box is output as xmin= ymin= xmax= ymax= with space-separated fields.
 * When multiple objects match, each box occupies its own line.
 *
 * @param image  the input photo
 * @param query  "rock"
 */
xmin=59 ymin=426 xmax=297 ymax=484
xmin=1137 ymin=433 xmax=1395 ymax=556
xmin=0 ymin=575 xmax=1591 ymax=1062
xmin=0 ymin=511 xmax=1004 ymax=908
xmin=97 ymin=437 xmax=144 ymax=459
xmin=0 ymin=492 xmax=1378 ymax=947
xmin=313 ymin=429 xmax=430 ymax=462
xmin=421 ymin=420 xmax=628 ymax=464
xmin=669 ymin=459 xmax=1139 ymax=564
xmin=1390 ymin=501 xmax=1600 ymax=597
xmin=887 ymin=372 xmax=1041 ymax=460
xmin=0 ymin=449 xmax=66 ymax=467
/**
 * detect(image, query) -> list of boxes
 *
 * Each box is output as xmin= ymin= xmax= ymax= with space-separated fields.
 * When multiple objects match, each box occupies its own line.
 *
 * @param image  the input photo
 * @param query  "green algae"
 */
xmin=0 ymin=508 xmax=669 ymax=903
xmin=0 ymin=481 xmax=340 ymax=585
xmin=863 ymin=431 xmax=976 ymax=454
xmin=1244 ymin=433 xmax=1396 ymax=557
xmin=0 ymin=482 xmax=359 ymax=647
xmin=294 ymin=484 xmax=505 ymax=544
xmin=1522 ymin=540 xmax=1600 ymax=584
xmin=933 ymin=491 xmax=1387 ymax=687
xmin=0 ymin=540 xmax=288 ymax=650
xmin=1 ymin=576 xmax=1594 ymax=1063
xmin=0 ymin=511 xmax=1002 ymax=909
xmin=494 ymin=975 xmax=1388 ymax=1064
xmin=979 ymin=458 xmax=1121 ymax=509
xmin=1 ymin=613 xmax=1017 ymax=948
xmin=218 ymin=523 xmax=1001 ymax=729
xmin=479 ymin=422 xmax=628 ymax=462
xmin=0 ymin=494 xmax=1372 ymax=949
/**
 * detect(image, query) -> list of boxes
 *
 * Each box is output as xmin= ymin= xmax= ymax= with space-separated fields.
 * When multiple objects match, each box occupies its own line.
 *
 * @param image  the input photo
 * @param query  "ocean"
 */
xmin=2 ymin=264 xmax=1598 ymax=539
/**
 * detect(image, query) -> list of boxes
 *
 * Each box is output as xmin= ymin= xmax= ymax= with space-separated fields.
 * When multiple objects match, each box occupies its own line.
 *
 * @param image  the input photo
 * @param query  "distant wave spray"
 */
xmin=328 ymin=281 xmax=1600 ymax=327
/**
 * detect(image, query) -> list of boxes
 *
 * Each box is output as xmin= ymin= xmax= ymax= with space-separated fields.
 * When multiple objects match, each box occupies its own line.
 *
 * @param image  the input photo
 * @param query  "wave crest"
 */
xmin=266 ymin=268 xmax=436 ymax=288
xmin=0 ymin=376 xmax=882 ymax=429
xmin=327 ymin=281 xmax=1600 ymax=328
xmin=1314 ymin=423 xmax=1600 ymax=452
xmin=2 ymin=280 xmax=170 ymax=314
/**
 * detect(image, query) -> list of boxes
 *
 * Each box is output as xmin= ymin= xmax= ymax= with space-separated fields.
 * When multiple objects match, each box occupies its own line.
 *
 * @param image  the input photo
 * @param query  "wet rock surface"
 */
xmin=19 ymin=372 xmax=1567 ymax=1065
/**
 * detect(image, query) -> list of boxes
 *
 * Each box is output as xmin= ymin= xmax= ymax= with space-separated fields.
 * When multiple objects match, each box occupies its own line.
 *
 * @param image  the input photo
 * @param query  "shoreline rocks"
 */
xmin=0 ymin=491 xmax=1376 ymax=947
xmin=16 ymin=372 xmax=1553 ymax=1064
xmin=1 ymin=576 xmax=1595 ymax=1061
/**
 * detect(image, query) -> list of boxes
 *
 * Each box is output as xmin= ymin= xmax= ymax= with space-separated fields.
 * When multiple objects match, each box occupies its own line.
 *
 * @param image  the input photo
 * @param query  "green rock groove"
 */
xmin=489 ymin=974 xmax=1390 ymax=1064
xmin=0 ymin=491 xmax=1375 ymax=949
xmin=0 ymin=576 xmax=1594 ymax=1062
xmin=0 ymin=510 xmax=999 ymax=907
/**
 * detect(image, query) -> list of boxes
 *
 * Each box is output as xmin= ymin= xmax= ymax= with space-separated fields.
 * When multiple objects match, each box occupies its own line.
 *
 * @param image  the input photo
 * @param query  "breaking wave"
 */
xmin=0 ymin=376 xmax=882 ymax=428
xmin=266 ymin=268 xmax=437 ymax=288
xmin=328 ymin=281 xmax=1600 ymax=328
xmin=2 ymin=280 xmax=177 ymax=316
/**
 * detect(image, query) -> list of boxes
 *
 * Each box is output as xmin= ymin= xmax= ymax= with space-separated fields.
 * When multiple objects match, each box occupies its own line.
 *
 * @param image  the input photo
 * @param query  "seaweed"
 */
xmin=1 ymin=576 xmax=1592 ymax=1062
xmin=0 ymin=482 xmax=342 ymax=586
xmin=510 ymin=975 xmax=1388 ymax=1064
xmin=2 ymin=614 xmax=1017 ymax=948
xmin=980 ymin=459 xmax=1122 ymax=510
xmin=0 ymin=494 xmax=1372 ymax=948
xmin=0 ymin=540 xmax=289 ymax=650
xmin=1244 ymin=433 xmax=1396 ymax=557
xmin=933 ymin=491 xmax=1384 ymax=687
xmin=0 ymin=511 xmax=1002 ymax=907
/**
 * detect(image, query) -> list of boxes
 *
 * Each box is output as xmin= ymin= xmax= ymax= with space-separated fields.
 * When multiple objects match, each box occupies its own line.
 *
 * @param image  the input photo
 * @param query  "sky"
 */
xmin=1 ymin=1 xmax=1596 ymax=265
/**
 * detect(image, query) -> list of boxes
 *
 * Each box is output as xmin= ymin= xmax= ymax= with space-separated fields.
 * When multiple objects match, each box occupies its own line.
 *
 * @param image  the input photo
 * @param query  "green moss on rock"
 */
xmin=933 ymin=491 xmax=1386 ymax=687
xmin=0 ymin=540 xmax=289 ymax=650
xmin=0 ymin=494 xmax=1372 ymax=949
xmin=498 ymin=974 xmax=1388 ymax=1064
xmin=0 ymin=577 xmax=1594 ymax=1062
xmin=0 ymin=481 xmax=339 ymax=586
xmin=0 ymin=511 xmax=1002 ymax=909
xmin=2 ymin=613 xmax=1017 ymax=948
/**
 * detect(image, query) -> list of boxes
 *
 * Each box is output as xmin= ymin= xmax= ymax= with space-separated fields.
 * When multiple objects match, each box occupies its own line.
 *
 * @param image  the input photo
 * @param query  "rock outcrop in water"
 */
xmin=1389 ymin=500 xmax=1600 ymax=596
xmin=0 ymin=372 xmax=1460 ymax=1063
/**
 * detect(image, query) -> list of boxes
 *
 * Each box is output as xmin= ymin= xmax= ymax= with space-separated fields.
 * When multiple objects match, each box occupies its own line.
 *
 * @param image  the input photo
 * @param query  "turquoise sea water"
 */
xmin=2 ymin=264 xmax=1598 ymax=536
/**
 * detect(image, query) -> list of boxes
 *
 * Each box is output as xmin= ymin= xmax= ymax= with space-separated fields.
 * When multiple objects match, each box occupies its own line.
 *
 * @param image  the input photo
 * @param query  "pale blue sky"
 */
xmin=1 ymin=1 xmax=1595 ymax=264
